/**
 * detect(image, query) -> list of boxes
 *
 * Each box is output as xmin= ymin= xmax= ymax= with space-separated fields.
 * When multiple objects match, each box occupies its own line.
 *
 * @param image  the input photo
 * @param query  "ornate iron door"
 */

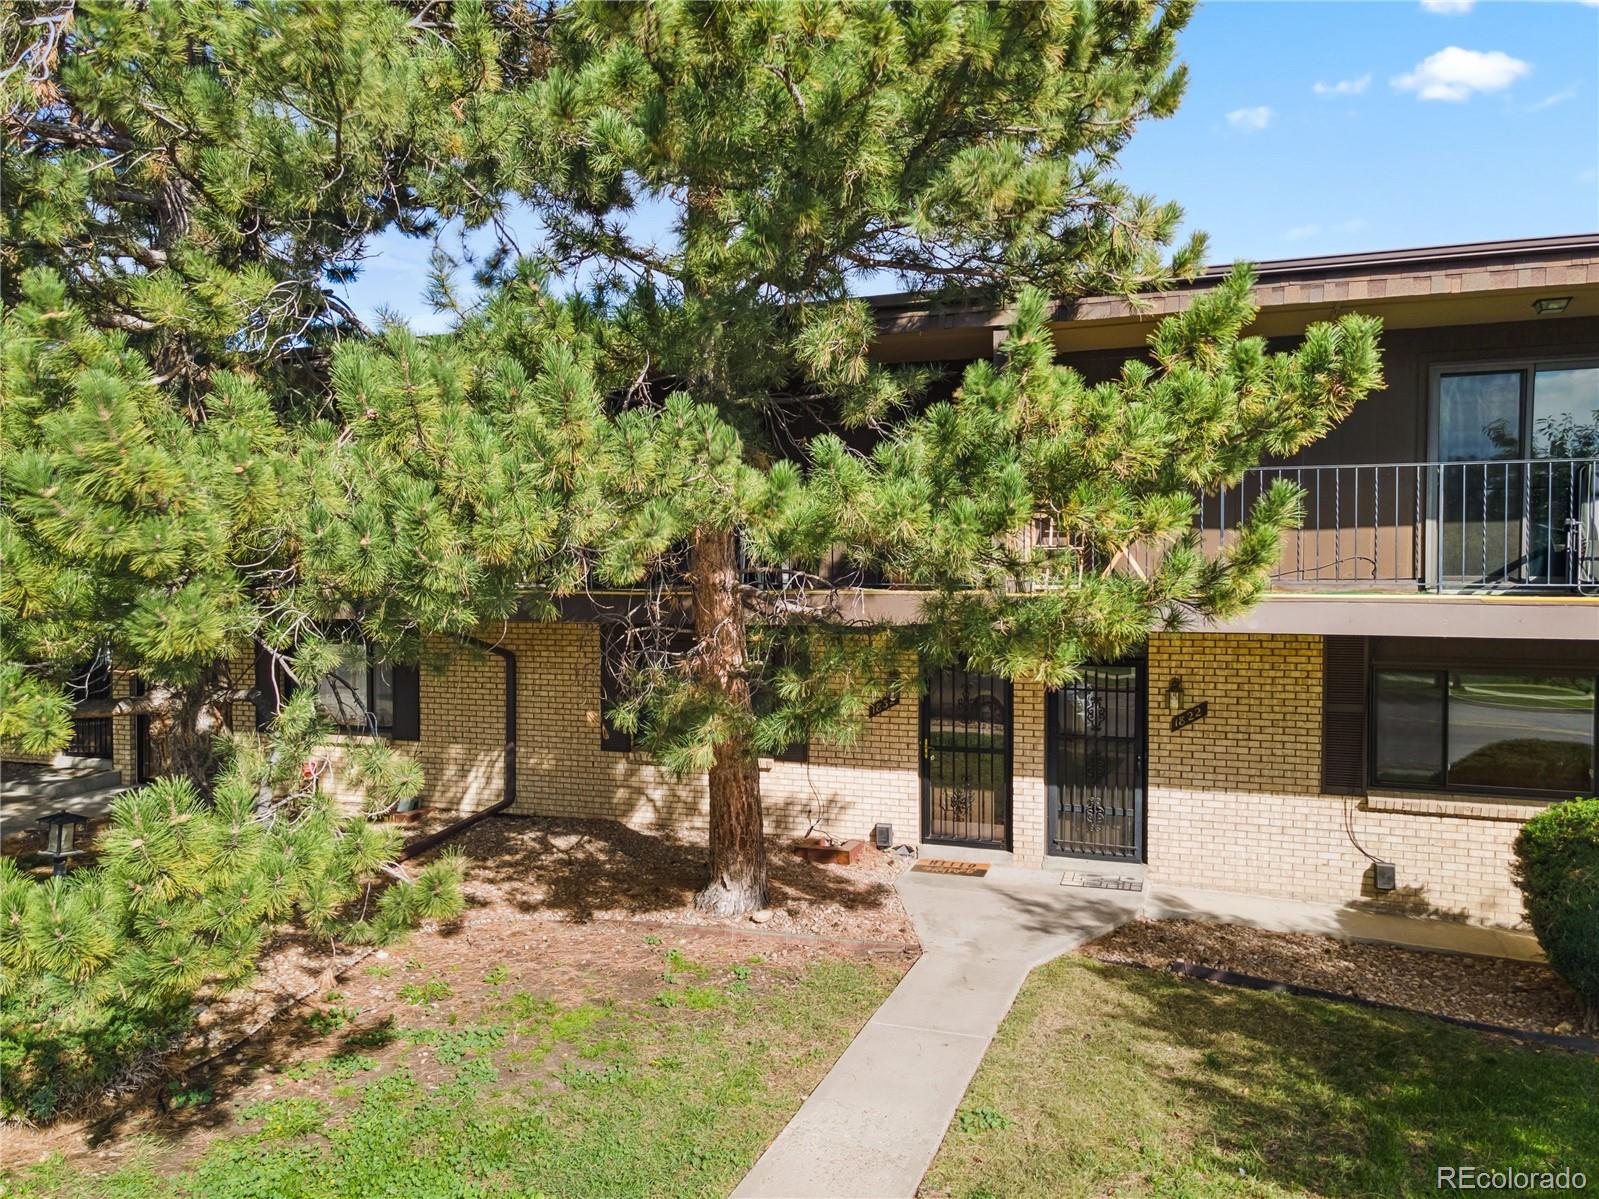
xmin=1047 ymin=661 xmax=1146 ymax=861
xmin=920 ymin=668 xmax=1012 ymax=849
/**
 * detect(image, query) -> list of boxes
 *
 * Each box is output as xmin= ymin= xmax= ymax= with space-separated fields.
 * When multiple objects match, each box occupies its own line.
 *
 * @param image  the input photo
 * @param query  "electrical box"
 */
xmin=873 ymin=823 xmax=893 ymax=850
xmin=1373 ymin=862 xmax=1396 ymax=892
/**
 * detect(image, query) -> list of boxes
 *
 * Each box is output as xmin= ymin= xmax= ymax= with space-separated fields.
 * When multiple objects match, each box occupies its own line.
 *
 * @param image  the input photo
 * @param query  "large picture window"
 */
xmin=1371 ymin=668 xmax=1596 ymax=796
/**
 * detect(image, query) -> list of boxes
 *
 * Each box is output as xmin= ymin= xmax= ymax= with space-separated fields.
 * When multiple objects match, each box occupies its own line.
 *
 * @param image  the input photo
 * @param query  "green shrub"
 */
xmin=0 ymin=994 xmax=193 ymax=1122
xmin=1513 ymin=797 xmax=1599 ymax=1030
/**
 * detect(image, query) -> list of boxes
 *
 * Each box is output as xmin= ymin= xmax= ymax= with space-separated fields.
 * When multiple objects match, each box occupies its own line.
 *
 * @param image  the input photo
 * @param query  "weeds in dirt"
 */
xmin=305 ymin=994 xmax=358 ymax=1035
xmin=397 ymin=978 xmax=452 ymax=1006
xmin=344 ymin=1016 xmax=398 ymax=1049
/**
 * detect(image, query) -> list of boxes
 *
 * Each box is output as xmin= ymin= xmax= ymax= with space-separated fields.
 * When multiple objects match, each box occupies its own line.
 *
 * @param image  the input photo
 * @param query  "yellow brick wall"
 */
xmin=270 ymin=620 xmax=1545 ymax=929
xmin=303 ymin=622 xmax=929 ymax=846
xmin=1145 ymin=632 xmax=1542 ymax=928
xmin=1009 ymin=683 xmax=1048 ymax=865
xmin=501 ymin=622 xmax=923 ymax=844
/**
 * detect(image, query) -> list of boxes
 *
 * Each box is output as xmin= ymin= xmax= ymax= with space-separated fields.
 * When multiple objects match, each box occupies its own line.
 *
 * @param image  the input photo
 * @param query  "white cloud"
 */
xmin=1392 ymin=47 xmax=1530 ymax=101
xmin=1527 ymin=86 xmax=1577 ymax=111
xmin=1313 ymin=74 xmax=1372 ymax=97
xmin=1283 ymin=217 xmax=1368 ymax=243
xmin=1225 ymin=105 xmax=1273 ymax=132
xmin=1420 ymin=0 xmax=1474 ymax=13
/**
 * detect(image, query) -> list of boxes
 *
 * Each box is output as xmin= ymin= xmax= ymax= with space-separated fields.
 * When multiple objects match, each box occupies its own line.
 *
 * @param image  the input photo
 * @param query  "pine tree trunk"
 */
xmin=155 ymin=686 xmax=222 ymax=793
xmin=91 ymin=672 xmax=230 ymax=795
xmin=689 ymin=527 xmax=769 ymax=917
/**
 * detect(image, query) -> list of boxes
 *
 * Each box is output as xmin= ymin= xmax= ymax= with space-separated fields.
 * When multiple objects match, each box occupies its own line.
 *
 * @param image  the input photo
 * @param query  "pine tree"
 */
xmin=0 ymin=2 xmax=564 ymax=1110
xmin=0 ymin=0 xmax=548 ymax=776
xmin=426 ymin=0 xmax=1383 ymax=914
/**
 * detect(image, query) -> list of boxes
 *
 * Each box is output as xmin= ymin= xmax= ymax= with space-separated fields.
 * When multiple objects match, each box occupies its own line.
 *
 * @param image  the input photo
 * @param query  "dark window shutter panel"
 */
xmin=254 ymin=642 xmax=278 ymax=731
xmin=391 ymin=664 xmax=421 ymax=742
xmin=1321 ymin=635 xmax=1369 ymax=795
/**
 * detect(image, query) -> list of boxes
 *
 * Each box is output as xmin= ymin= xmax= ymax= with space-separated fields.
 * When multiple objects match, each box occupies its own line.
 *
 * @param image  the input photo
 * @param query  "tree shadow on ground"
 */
xmin=1065 ymin=960 xmax=1597 ymax=1196
xmin=440 ymin=814 xmax=902 ymax=925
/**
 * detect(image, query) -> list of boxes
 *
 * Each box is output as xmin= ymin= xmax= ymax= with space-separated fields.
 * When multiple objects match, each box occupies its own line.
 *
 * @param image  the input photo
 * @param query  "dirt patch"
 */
xmin=1083 ymin=918 xmax=1584 ymax=1035
xmin=436 ymin=814 xmax=918 ymax=944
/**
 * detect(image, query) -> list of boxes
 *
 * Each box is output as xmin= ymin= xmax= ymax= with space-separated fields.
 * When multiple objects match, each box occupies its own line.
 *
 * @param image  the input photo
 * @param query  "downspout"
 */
xmin=399 ymin=635 xmax=517 ymax=862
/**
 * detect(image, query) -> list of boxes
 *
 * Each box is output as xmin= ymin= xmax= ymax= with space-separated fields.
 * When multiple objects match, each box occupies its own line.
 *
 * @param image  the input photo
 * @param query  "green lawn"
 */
xmin=923 ymin=956 xmax=1599 ymax=1199
xmin=9 ymin=955 xmax=898 ymax=1199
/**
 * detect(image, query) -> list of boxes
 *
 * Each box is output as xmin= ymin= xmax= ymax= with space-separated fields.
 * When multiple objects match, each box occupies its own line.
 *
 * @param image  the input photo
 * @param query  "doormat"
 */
xmin=912 ymin=859 xmax=990 ymax=877
xmin=1060 ymin=871 xmax=1143 ymax=892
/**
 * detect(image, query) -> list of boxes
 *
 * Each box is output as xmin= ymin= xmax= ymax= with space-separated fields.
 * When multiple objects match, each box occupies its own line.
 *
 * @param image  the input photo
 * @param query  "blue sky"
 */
xmin=342 ymin=0 xmax=1599 ymax=330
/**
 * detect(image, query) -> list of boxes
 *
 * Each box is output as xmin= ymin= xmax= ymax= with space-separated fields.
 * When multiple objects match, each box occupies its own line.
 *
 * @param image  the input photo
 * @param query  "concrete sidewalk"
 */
xmin=731 ymin=866 xmax=1142 ymax=1199
xmin=733 ymin=863 xmax=1546 ymax=1198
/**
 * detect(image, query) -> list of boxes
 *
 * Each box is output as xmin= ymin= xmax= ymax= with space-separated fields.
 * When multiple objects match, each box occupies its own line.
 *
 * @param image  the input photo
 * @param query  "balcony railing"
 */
xmin=1207 ymin=457 xmax=1599 ymax=593
xmin=724 ymin=457 xmax=1599 ymax=599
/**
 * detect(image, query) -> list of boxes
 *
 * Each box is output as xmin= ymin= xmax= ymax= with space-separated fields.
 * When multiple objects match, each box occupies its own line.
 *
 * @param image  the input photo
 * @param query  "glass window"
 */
xmin=1438 ymin=371 xmax=1522 ymax=462
xmin=1372 ymin=667 xmax=1595 ymax=795
xmin=1447 ymin=673 xmax=1595 ymax=793
xmin=1531 ymin=367 xmax=1599 ymax=458
xmin=1372 ymin=671 xmax=1445 ymax=786
xmin=598 ymin=625 xmax=635 ymax=752
xmin=315 ymin=642 xmax=393 ymax=734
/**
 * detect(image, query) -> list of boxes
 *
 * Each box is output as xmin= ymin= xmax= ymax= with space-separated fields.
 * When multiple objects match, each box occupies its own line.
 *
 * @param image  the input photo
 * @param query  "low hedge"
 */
xmin=1513 ymin=797 xmax=1599 ymax=1031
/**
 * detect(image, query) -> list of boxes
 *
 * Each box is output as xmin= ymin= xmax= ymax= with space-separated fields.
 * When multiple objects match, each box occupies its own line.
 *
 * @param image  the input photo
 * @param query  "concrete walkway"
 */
xmin=732 ymin=865 xmax=1142 ymax=1199
xmin=733 ymin=863 xmax=1543 ymax=1198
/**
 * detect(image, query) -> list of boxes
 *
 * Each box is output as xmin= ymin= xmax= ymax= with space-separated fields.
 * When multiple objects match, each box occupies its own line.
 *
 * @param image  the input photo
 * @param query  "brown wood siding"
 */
xmin=1057 ymin=315 xmax=1599 ymax=467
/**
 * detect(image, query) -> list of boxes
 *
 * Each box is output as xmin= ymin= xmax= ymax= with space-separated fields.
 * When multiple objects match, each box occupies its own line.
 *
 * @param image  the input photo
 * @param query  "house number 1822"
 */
xmin=1169 ymin=701 xmax=1209 ymax=732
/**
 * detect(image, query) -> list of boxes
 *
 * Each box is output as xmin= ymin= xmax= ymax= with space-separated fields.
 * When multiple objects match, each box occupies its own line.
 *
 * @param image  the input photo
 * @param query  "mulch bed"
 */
xmin=1082 ymin=918 xmax=1586 ymax=1036
xmin=436 ymin=814 xmax=919 ymax=945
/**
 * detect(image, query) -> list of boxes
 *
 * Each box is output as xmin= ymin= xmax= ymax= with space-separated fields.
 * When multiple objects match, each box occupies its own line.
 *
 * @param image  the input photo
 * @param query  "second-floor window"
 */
xmin=316 ymin=641 xmax=395 ymax=736
xmin=1437 ymin=360 xmax=1598 ymax=462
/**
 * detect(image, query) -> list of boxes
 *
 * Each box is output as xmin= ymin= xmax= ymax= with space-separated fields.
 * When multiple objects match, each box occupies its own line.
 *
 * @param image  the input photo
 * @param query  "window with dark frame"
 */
xmin=315 ymin=641 xmax=396 ymax=736
xmin=1371 ymin=666 xmax=1596 ymax=797
xmin=752 ymin=638 xmax=809 ymax=764
xmin=598 ymin=624 xmax=808 ymax=762
xmin=598 ymin=624 xmax=639 ymax=752
xmin=1436 ymin=359 xmax=1599 ymax=462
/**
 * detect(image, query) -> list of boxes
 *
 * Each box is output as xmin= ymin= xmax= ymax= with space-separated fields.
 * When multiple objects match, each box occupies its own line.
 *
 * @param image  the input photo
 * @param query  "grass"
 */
xmin=9 ymin=955 xmax=898 ymax=1199
xmin=923 ymin=956 xmax=1599 ymax=1199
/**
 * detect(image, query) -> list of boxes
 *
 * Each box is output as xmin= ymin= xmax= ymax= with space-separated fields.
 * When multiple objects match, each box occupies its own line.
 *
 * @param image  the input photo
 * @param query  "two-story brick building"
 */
xmin=55 ymin=234 xmax=1599 ymax=930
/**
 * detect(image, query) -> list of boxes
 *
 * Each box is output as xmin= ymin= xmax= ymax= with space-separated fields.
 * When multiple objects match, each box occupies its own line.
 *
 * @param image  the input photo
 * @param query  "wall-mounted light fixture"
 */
xmin=1532 ymin=296 xmax=1572 ymax=315
xmin=1166 ymin=676 xmax=1185 ymax=712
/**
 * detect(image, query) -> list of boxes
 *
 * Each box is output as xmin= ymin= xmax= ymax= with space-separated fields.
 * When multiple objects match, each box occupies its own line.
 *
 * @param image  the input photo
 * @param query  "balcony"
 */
xmin=1207 ymin=457 xmax=1599 ymax=594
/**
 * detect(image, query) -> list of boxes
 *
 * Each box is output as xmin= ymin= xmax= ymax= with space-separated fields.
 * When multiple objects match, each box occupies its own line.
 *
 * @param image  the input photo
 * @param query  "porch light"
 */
xmin=1166 ymin=676 xmax=1185 ymax=712
xmin=1531 ymin=296 xmax=1572 ymax=315
xmin=38 ymin=810 xmax=89 ymax=877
